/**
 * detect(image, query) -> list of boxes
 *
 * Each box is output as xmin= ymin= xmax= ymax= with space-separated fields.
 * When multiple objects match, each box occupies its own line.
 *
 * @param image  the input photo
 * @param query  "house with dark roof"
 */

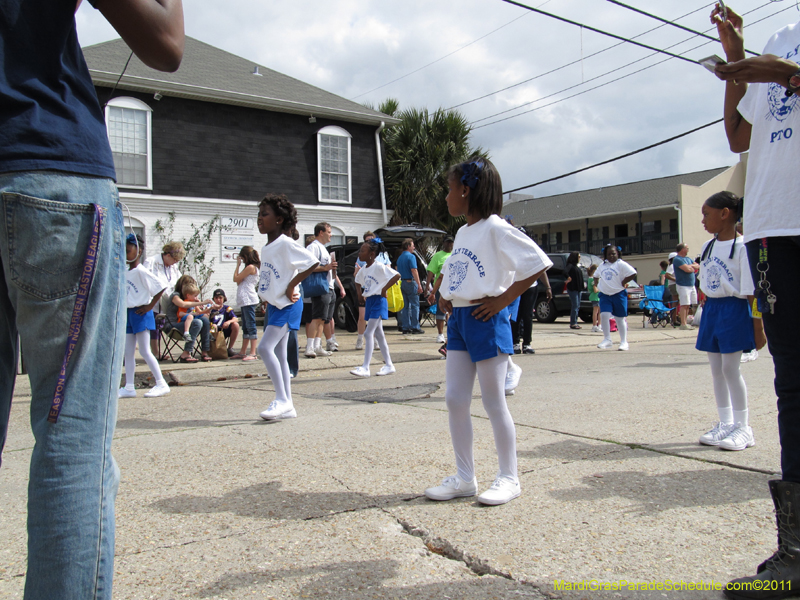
xmin=82 ymin=36 xmax=399 ymax=299
xmin=503 ymin=158 xmax=748 ymax=283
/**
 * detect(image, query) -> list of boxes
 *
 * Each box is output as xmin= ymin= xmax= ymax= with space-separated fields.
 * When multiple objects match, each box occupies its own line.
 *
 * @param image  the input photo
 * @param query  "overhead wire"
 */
xmin=472 ymin=2 xmax=792 ymax=129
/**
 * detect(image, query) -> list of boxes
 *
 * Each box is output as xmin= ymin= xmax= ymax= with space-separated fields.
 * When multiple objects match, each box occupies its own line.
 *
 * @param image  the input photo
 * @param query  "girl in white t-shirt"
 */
xmin=351 ymin=238 xmax=401 ymax=378
xmin=424 ymin=157 xmax=552 ymax=506
xmin=255 ymin=194 xmax=319 ymax=421
xmin=593 ymin=245 xmax=637 ymax=350
xmin=232 ymin=245 xmax=261 ymax=361
xmin=120 ymin=234 xmax=170 ymax=398
xmin=696 ymin=192 xmax=766 ymax=451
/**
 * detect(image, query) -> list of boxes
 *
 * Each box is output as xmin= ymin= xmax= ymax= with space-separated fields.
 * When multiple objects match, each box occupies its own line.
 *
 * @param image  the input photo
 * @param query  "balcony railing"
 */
xmin=542 ymin=232 xmax=678 ymax=256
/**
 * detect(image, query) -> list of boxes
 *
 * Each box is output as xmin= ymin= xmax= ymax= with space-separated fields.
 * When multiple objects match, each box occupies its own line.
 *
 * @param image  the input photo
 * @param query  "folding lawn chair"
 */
xmin=158 ymin=315 xmax=199 ymax=362
xmin=419 ymin=298 xmax=437 ymax=328
xmin=639 ymin=286 xmax=671 ymax=328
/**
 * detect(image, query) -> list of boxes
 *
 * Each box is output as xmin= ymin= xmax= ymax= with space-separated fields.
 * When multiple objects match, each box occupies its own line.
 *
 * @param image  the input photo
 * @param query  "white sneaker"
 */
xmin=304 ymin=348 xmax=316 ymax=358
xmin=591 ymin=325 xmax=601 ymax=333
xmin=505 ymin=362 xmax=522 ymax=395
xmin=719 ymin=423 xmax=755 ymax=451
xmin=350 ymin=366 xmax=371 ymax=378
xmin=182 ymin=331 xmax=193 ymax=342
xmin=326 ymin=339 xmax=338 ymax=352
xmin=741 ymin=349 xmax=759 ymax=363
xmin=679 ymin=324 xmax=694 ymax=330
xmin=424 ymin=475 xmax=478 ymax=501
xmin=618 ymin=342 xmax=629 ymax=351
xmin=144 ymin=381 xmax=171 ymax=398
xmin=355 ymin=338 xmax=364 ymax=350
xmin=477 ymin=475 xmax=521 ymax=506
xmin=376 ymin=364 xmax=396 ymax=376
xmin=699 ymin=421 xmax=736 ymax=446
xmin=314 ymin=345 xmax=331 ymax=357
xmin=259 ymin=400 xmax=297 ymax=420
xmin=118 ymin=386 xmax=137 ymax=398
xmin=436 ymin=333 xmax=446 ymax=343
xmin=597 ymin=339 xmax=613 ymax=350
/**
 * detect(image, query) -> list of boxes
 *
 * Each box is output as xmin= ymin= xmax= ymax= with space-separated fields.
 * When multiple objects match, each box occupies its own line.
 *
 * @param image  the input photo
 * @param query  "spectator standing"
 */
xmin=673 ymin=243 xmax=699 ymax=329
xmin=564 ymin=251 xmax=584 ymax=329
xmin=397 ymin=238 xmax=423 ymax=334
xmin=305 ymin=223 xmax=338 ymax=357
xmin=710 ymin=4 xmax=800 ymax=596
xmin=0 ymin=1 xmax=184 ymax=599
xmin=143 ymin=240 xmax=185 ymax=357
xmin=426 ymin=237 xmax=454 ymax=343
xmin=232 ymin=246 xmax=260 ymax=361
xmin=587 ymin=264 xmax=601 ymax=332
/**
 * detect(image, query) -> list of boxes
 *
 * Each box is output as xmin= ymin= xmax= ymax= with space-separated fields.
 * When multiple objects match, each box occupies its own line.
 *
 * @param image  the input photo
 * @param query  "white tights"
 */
xmin=708 ymin=351 xmax=748 ymax=426
xmin=124 ymin=331 xmax=164 ymax=387
xmin=362 ymin=318 xmax=393 ymax=369
xmin=258 ymin=324 xmax=293 ymax=404
xmin=445 ymin=351 xmax=517 ymax=483
xmin=600 ymin=312 xmax=627 ymax=343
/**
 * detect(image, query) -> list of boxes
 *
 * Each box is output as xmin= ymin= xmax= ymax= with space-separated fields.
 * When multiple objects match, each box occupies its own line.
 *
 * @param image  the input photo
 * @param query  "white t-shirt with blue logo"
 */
xmin=125 ymin=264 xmax=166 ymax=309
xmin=595 ymin=259 xmax=637 ymax=295
xmin=258 ymin=235 xmax=319 ymax=309
xmin=699 ymin=238 xmax=755 ymax=300
xmin=440 ymin=215 xmax=552 ymax=306
xmin=355 ymin=261 xmax=399 ymax=297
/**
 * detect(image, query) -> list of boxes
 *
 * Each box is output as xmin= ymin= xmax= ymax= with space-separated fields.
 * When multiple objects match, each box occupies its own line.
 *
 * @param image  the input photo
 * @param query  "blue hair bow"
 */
xmin=372 ymin=236 xmax=383 ymax=244
xmin=126 ymin=233 xmax=138 ymax=245
xmin=460 ymin=160 xmax=483 ymax=189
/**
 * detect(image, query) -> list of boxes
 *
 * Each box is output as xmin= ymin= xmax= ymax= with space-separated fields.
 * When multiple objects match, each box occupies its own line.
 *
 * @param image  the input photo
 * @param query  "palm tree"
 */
xmin=374 ymin=101 xmax=485 ymax=236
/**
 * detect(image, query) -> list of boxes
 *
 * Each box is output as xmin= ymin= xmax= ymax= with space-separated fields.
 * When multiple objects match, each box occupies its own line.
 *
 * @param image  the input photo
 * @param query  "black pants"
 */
xmin=511 ymin=286 xmax=538 ymax=347
xmin=746 ymin=236 xmax=800 ymax=482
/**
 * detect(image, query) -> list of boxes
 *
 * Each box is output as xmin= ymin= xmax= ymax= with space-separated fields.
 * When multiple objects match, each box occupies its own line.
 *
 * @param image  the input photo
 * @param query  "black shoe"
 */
xmin=402 ymin=329 xmax=411 ymax=335
xmin=522 ymin=345 xmax=535 ymax=354
xmin=438 ymin=344 xmax=447 ymax=357
xmin=410 ymin=328 xmax=425 ymax=334
xmin=724 ymin=480 xmax=800 ymax=599
xmin=513 ymin=344 xmax=522 ymax=354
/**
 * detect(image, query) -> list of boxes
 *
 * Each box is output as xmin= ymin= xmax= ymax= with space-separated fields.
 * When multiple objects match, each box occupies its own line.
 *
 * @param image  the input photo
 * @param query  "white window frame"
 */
xmin=105 ymin=97 xmax=153 ymax=190
xmin=316 ymin=125 xmax=352 ymax=204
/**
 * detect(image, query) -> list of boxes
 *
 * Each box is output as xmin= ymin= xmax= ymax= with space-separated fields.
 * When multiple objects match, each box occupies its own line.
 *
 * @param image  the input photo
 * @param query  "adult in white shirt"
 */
xmin=143 ymin=240 xmax=185 ymax=356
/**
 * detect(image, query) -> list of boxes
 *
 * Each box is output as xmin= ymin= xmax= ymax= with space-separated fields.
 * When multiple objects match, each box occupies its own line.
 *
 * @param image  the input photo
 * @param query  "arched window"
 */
xmin=317 ymin=125 xmax=352 ymax=204
xmin=105 ymin=97 xmax=153 ymax=189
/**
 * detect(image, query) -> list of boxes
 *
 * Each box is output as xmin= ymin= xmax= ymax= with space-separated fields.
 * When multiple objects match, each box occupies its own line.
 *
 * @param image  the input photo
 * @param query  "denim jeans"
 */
xmin=400 ymin=280 xmax=420 ymax=331
xmin=240 ymin=303 xmax=257 ymax=339
xmin=184 ymin=314 xmax=211 ymax=353
xmin=568 ymin=290 xmax=581 ymax=326
xmin=0 ymin=171 xmax=125 ymax=600
xmin=746 ymin=237 xmax=800 ymax=482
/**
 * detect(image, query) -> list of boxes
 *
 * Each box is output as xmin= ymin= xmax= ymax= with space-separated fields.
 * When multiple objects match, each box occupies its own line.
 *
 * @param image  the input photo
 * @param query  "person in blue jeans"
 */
xmin=397 ymin=238 xmax=423 ymax=334
xmin=0 ymin=2 xmax=184 ymax=599
xmin=564 ymin=251 xmax=584 ymax=329
xmin=712 ymin=4 xmax=800 ymax=597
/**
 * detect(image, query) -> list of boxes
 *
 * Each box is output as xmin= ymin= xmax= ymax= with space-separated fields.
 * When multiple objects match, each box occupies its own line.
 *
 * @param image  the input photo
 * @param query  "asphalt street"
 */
xmin=0 ymin=319 xmax=783 ymax=599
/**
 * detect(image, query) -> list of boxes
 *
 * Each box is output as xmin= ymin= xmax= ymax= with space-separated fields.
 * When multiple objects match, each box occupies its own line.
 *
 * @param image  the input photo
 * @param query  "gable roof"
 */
xmin=82 ymin=37 xmax=399 ymax=126
xmin=503 ymin=167 xmax=730 ymax=226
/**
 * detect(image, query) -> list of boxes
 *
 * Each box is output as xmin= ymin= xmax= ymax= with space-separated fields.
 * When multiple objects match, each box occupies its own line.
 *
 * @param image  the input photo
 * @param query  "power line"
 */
xmin=606 ymin=0 xmax=760 ymax=56
xmin=502 ymin=119 xmax=723 ymax=194
xmin=349 ymin=1 xmax=557 ymax=100
xmin=473 ymin=2 xmax=793 ymax=129
xmin=499 ymin=0 xmax=701 ymax=64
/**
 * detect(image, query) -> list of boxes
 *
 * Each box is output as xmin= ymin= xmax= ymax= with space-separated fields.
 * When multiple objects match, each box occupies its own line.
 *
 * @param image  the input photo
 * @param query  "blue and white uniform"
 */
xmin=258 ymin=235 xmax=319 ymax=330
xmin=125 ymin=264 xmax=165 ymax=334
xmin=594 ymin=259 xmax=637 ymax=318
xmin=355 ymin=261 xmax=399 ymax=320
xmin=696 ymin=237 xmax=756 ymax=354
xmin=440 ymin=215 xmax=552 ymax=363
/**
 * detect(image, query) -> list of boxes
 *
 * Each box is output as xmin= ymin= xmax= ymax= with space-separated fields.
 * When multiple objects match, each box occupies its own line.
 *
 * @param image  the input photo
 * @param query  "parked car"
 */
xmin=624 ymin=280 xmax=645 ymax=313
xmin=302 ymin=224 xmax=447 ymax=331
xmin=534 ymin=253 xmax=603 ymax=323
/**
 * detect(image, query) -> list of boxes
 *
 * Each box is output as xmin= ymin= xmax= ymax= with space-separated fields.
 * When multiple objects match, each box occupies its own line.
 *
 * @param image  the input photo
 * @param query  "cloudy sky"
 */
xmin=76 ymin=0 xmax=800 ymax=200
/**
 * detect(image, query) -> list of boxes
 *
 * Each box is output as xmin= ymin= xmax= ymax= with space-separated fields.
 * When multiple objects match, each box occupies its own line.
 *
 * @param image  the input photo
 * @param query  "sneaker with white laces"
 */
xmin=304 ymin=348 xmax=316 ymax=358
xmin=144 ymin=380 xmax=171 ymax=398
xmin=597 ymin=339 xmax=613 ymax=350
xmin=477 ymin=475 xmax=521 ymax=506
xmin=436 ymin=333 xmax=446 ymax=343
xmin=505 ymin=362 xmax=522 ymax=395
xmin=118 ymin=386 xmax=137 ymax=398
xmin=350 ymin=366 xmax=371 ymax=378
xmin=259 ymin=400 xmax=297 ymax=420
xmin=741 ymin=349 xmax=759 ymax=363
xmin=314 ymin=345 xmax=331 ymax=357
xmin=376 ymin=364 xmax=396 ymax=376
xmin=182 ymin=330 xmax=193 ymax=342
xmin=326 ymin=339 xmax=338 ymax=352
xmin=591 ymin=325 xmax=601 ymax=333
xmin=424 ymin=474 xmax=478 ymax=501
xmin=355 ymin=338 xmax=364 ymax=350
xmin=719 ymin=423 xmax=755 ymax=451
xmin=618 ymin=342 xmax=629 ymax=351
xmin=699 ymin=421 xmax=736 ymax=446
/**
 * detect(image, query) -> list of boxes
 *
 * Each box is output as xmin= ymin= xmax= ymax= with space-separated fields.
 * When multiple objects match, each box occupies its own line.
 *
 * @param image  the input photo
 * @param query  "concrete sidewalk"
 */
xmin=1 ymin=320 xmax=781 ymax=599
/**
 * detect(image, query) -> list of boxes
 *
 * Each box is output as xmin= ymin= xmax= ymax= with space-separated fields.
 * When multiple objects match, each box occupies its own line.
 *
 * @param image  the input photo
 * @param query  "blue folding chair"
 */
xmin=639 ymin=286 xmax=671 ymax=328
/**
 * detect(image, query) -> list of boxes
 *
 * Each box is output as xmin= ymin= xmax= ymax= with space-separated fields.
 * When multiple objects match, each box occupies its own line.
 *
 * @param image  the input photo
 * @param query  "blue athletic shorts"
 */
xmin=696 ymin=296 xmax=755 ymax=354
xmin=598 ymin=290 xmax=628 ymax=318
xmin=508 ymin=296 xmax=520 ymax=322
xmin=267 ymin=298 xmax=304 ymax=331
xmin=126 ymin=308 xmax=155 ymax=334
xmin=365 ymin=295 xmax=388 ymax=320
xmin=447 ymin=306 xmax=513 ymax=363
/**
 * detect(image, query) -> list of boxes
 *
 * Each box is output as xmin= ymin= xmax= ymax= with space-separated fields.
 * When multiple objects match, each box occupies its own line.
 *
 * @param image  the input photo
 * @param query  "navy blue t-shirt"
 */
xmin=0 ymin=0 xmax=116 ymax=179
xmin=673 ymin=256 xmax=696 ymax=287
